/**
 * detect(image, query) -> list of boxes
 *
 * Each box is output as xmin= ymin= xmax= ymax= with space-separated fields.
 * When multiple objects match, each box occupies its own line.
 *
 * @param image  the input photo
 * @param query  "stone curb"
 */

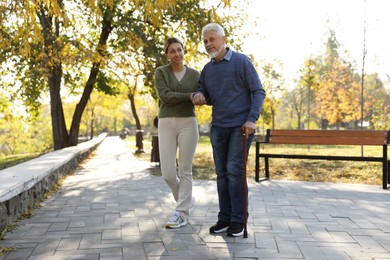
xmin=0 ymin=133 xmax=107 ymax=231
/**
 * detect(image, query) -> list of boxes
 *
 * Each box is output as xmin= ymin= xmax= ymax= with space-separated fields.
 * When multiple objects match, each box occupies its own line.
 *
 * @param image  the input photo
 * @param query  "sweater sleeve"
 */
xmin=197 ymin=65 xmax=211 ymax=105
xmin=155 ymin=67 xmax=192 ymax=106
xmin=243 ymin=58 xmax=266 ymax=123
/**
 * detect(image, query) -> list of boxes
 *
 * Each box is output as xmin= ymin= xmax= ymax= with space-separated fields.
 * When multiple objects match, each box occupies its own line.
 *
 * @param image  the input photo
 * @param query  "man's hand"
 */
xmin=191 ymin=92 xmax=206 ymax=106
xmin=241 ymin=121 xmax=256 ymax=139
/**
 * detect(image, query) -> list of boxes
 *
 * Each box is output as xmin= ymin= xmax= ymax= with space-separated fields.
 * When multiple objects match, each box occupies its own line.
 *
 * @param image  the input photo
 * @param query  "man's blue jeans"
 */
xmin=210 ymin=125 xmax=254 ymax=224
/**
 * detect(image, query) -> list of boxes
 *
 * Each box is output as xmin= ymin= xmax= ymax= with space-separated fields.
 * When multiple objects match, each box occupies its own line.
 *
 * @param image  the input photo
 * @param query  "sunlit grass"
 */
xmin=254 ymin=144 xmax=383 ymax=185
xmin=0 ymin=153 xmax=44 ymax=170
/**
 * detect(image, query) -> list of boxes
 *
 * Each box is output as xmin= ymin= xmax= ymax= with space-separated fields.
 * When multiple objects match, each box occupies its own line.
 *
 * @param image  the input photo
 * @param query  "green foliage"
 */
xmin=258 ymin=61 xmax=284 ymax=129
xmin=0 ymin=80 xmax=52 ymax=155
xmin=95 ymin=72 xmax=120 ymax=95
xmin=0 ymin=222 xmax=17 ymax=240
xmin=0 ymin=107 xmax=52 ymax=156
xmin=364 ymin=74 xmax=390 ymax=129
xmin=0 ymin=246 xmax=17 ymax=257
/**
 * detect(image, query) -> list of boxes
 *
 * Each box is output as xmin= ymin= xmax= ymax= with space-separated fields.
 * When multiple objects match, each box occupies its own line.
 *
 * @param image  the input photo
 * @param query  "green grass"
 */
xmin=255 ymin=144 xmax=383 ymax=185
xmin=127 ymin=135 xmax=384 ymax=186
xmin=0 ymin=153 xmax=44 ymax=171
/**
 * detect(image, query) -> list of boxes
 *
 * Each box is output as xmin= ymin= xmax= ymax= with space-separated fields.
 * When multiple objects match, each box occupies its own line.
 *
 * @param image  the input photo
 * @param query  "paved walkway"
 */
xmin=0 ymin=136 xmax=389 ymax=260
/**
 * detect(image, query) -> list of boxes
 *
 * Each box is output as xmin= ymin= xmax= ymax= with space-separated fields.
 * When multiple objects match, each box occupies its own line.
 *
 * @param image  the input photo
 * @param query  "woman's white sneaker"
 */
xmin=165 ymin=211 xmax=187 ymax=229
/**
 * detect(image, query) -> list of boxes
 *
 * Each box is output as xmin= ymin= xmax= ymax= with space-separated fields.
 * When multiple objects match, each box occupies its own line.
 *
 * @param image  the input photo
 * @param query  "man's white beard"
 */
xmin=208 ymin=45 xmax=224 ymax=59
xmin=209 ymin=51 xmax=218 ymax=59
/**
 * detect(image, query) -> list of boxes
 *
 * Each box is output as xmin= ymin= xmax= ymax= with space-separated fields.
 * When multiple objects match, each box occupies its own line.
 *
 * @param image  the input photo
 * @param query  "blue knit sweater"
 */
xmin=198 ymin=48 xmax=266 ymax=127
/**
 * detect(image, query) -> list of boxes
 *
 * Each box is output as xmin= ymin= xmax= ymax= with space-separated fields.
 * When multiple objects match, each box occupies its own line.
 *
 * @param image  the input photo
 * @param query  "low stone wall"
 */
xmin=0 ymin=133 xmax=107 ymax=232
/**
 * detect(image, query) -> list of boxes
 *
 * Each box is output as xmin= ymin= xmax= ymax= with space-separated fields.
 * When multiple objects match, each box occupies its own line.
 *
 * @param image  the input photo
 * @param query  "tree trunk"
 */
xmin=128 ymin=92 xmax=144 ymax=153
xmin=297 ymin=113 xmax=301 ymax=129
xmin=49 ymin=71 xmax=68 ymax=149
xmin=68 ymin=70 xmax=97 ymax=146
xmin=68 ymin=6 xmax=114 ymax=146
xmin=90 ymin=107 xmax=94 ymax=140
xmin=114 ymin=117 xmax=117 ymax=135
xmin=128 ymin=93 xmax=142 ymax=130
xmin=38 ymin=4 xmax=69 ymax=150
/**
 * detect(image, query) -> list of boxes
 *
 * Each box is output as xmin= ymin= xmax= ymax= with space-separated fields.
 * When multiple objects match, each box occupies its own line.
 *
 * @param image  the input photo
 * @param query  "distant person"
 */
xmin=192 ymin=23 xmax=266 ymax=237
xmin=119 ymin=128 xmax=130 ymax=140
xmin=155 ymin=37 xmax=200 ymax=228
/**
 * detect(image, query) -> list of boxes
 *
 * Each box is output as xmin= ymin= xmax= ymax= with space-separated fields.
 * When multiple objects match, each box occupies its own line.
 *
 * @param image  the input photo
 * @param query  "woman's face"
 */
xmin=166 ymin=42 xmax=184 ymax=65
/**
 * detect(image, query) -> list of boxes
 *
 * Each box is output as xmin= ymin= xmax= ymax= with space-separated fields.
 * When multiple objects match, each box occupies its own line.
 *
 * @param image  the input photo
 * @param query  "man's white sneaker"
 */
xmin=165 ymin=211 xmax=187 ymax=229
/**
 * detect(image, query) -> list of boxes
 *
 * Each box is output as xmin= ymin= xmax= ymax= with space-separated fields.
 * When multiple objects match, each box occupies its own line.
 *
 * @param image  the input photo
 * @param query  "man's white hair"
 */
xmin=201 ymin=23 xmax=225 ymax=37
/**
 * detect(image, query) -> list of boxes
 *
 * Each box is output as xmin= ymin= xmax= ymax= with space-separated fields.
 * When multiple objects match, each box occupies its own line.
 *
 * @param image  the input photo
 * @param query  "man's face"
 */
xmin=203 ymin=31 xmax=226 ymax=60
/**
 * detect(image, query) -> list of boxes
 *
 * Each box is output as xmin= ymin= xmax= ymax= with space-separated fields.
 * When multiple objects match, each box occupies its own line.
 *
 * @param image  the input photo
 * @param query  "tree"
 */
xmin=297 ymin=57 xmax=321 ymax=129
xmin=315 ymin=59 xmax=360 ymax=129
xmin=366 ymin=74 xmax=390 ymax=129
xmin=1 ymin=0 xmax=117 ymax=149
xmin=81 ymin=91 xmax=127 ymax=138
xmin=312 ymin=31 xmax=361 ymax=129
xmin=287 ymin=82 xmax=306 ymax=129
xmin=0 ymin=0 xmax=231 ymax=150
xmin=259 ymin=61 xmax=284 ymax=130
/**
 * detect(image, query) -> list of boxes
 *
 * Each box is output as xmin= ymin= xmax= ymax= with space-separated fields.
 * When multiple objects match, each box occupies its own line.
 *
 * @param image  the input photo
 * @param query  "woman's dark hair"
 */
xmin=164 ymin=37 xmax=184 ymax=54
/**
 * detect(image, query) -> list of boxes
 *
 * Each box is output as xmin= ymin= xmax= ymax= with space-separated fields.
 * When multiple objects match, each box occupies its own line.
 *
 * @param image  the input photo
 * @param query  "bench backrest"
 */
xmin=264 ymin=129 xmax=390 ymax=145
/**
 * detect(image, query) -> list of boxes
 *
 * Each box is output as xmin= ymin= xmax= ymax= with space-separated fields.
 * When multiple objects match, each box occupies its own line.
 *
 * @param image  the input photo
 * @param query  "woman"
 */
xmin=155 ymin=37 xmax=200 ymax=229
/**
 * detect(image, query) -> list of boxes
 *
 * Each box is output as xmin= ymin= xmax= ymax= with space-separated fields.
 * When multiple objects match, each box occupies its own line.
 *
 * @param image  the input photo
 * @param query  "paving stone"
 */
xmin=102 ymin=229 xmax=121 ymax=240
xmin=254 ymin=233 xmax=277 ymax=250
xmin=295 ymin=245 xmax=327 ymax=259
xmin=276 ymin=240 xmax=304 ymax=258
xmin=48 ymin=222 xmax=69 ymax=232
xmin=0 ymin=247 xmax=35 ymax=260
xmin=56 ymin=237 xmax=81 ymax=250
xmin=143 ymin=241 xmax=168 ymax=256
xmin=79 ymin=233 xmax=102 ymax=249
xmin=352 ymin=235 xmax=388 ymax=252
xmin=328 ymin=231 xmax=355 ymax=243
xmin=1 ymin=136 xmax=390 ymax=260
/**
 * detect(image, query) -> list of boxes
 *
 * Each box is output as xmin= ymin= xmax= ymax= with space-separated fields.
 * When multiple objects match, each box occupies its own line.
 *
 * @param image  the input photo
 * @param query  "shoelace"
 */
xmin=168 ymin=212 xmax=180 ymax=222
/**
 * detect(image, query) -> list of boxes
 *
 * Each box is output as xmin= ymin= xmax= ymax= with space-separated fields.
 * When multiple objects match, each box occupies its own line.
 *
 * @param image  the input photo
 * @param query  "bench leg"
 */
xmin=382 ymin=146 xmax=388 ymax=189
xmin=387 ymin=161 xmax=390 ymax=184
xmin=255 ymin=142 xmax=260 ymax=182
xmin=265 ymin=157 xmax=270 ymax=179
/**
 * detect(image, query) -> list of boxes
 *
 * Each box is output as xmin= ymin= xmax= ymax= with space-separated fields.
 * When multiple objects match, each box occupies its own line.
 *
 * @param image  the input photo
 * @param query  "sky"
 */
xmin=242 ymin=0 xmax=390 ymax=86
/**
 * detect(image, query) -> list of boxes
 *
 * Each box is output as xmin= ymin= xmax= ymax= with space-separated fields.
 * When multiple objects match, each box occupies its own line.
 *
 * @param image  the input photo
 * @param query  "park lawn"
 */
xmin=0 ymin=153 xmax=44 ymax=171
xmin=130 ymin=135 xmax=383 ymax=186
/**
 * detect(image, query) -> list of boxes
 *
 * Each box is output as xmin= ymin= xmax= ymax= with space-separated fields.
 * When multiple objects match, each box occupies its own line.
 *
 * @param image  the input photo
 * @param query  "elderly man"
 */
xmin=192 ymin=22 xmax=266 ymax=237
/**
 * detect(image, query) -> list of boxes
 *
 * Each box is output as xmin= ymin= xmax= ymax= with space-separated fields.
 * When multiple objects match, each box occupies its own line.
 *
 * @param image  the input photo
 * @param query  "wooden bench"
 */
xmin=255 ymin=129 xmax=390 ymax=189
